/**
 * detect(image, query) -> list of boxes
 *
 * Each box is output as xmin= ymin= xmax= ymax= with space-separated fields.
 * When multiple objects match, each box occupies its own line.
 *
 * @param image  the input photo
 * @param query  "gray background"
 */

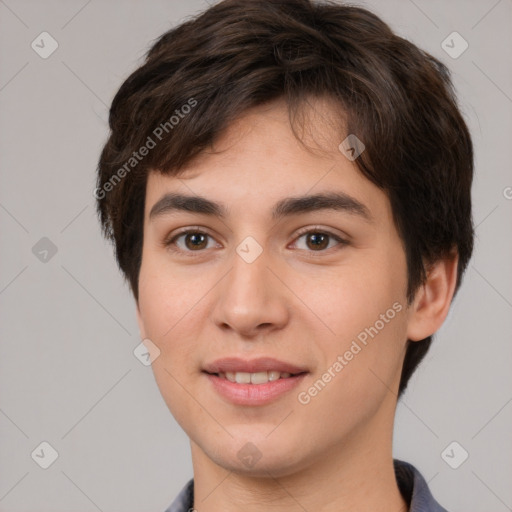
xmin=0 ymin=0 xmax=511 ymax=511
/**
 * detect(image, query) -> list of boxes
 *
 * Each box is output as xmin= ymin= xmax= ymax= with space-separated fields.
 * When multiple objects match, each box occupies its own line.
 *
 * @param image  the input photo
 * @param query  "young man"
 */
xmin=95 ymin=0 xmax=473 ymax=510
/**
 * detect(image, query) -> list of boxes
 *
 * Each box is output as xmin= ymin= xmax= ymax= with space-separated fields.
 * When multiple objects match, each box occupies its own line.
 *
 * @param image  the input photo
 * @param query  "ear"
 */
xmin=406 ymin=249 xmax=459 ymax=342
xmin=135 ymin=302 xmax=147 ymax=340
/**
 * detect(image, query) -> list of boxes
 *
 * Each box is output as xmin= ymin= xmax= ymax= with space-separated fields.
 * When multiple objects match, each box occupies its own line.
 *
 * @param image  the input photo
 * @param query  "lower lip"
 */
xmin=204 ymin=372 xmax=308 ymax=406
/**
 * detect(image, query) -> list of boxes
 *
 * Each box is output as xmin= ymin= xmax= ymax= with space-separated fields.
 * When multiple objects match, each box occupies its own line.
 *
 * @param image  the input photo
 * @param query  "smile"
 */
xmin=213 ymin=370 xmax=300 ymax=384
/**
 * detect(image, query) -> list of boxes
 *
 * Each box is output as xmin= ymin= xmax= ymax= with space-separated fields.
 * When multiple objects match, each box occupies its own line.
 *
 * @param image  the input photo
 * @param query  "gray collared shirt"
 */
xmin=164 ymin=459 xmax=449 ymax=512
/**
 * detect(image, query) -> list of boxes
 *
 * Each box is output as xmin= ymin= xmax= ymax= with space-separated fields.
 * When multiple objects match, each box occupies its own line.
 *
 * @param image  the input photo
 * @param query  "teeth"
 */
xmin=235 ymin=372 xmax=251 ymax=384
xmin=219 ymin=371 xmax=296 ymax=384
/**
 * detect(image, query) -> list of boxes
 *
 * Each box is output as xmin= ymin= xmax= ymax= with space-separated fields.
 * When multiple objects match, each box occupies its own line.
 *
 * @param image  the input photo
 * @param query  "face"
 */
xmin=136 ymin=98 xmax=414 ymax=477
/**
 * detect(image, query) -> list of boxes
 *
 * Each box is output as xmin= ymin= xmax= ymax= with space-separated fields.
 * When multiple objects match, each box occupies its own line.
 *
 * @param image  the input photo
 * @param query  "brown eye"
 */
xmin=293 ymin=230 xmax=346 ymax=252
xmin=182 ymin=232 xmax=208 ymax=250
xmin=165 ymin=230 xmax=216 ymax=253
xmin=305 ymin=232 xmax=330 ymax=250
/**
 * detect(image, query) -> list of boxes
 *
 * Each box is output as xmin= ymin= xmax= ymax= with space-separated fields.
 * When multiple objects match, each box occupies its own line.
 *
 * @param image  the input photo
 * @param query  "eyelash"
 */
xmin=163 ymin=226 xmax=348 ymax=257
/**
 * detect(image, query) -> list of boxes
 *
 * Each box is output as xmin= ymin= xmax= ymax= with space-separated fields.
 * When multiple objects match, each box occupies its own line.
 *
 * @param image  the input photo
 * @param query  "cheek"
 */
xmin=138 ymin=255 xmax=202 ymax=335
xmin=137 ymin=264 xmax=206 ymax=428
xmin=308 ymin=249 xmax=408 ymax=393
xmin=299 ymin=285 xmax=408 ymax=433
xmin=308 ymin=255 xmax=406 ymax=337
xmin=137 ymin=260 xmax=206 ymax=378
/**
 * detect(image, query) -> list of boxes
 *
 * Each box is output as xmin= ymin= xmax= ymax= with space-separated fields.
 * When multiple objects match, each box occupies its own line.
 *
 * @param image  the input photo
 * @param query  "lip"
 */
xmin=204 ymin=372 xmax=308 ymax=406
xmin=202 ymin=356 xmax=308 ymax=375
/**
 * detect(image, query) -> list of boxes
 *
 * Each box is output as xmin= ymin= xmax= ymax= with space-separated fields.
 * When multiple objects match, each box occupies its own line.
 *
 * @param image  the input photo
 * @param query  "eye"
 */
xmin=164 ymin=229 xmax=218 ymax=254
xmin=292 ymin=227 xmax=347 ymax=253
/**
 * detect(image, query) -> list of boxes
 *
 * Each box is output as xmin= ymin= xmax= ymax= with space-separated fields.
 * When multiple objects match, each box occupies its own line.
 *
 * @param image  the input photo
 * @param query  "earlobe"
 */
xmin=406 ymin=250 xmax=459 ymax=342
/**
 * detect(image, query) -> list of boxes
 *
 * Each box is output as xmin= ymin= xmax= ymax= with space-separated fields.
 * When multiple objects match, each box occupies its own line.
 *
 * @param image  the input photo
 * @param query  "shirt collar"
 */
xmin=164 ymin=459 xmax=448 ymax=512
xmin=394 ymin=459 xmax=449 ymax=512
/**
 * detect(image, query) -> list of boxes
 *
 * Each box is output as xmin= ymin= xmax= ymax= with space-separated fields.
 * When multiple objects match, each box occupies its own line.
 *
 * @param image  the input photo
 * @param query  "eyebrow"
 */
xmin=149 ymin=191 xmax=373 ymax=223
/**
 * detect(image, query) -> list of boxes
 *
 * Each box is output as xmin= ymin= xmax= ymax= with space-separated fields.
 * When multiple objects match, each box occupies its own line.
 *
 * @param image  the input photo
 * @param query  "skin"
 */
xmin=136 ymin=97 xmax=458 ymax=512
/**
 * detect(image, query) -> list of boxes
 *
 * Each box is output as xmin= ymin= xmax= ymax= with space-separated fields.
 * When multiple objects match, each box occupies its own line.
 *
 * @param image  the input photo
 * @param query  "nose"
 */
xmin=210 ymin=247 xmax=290 ymax=339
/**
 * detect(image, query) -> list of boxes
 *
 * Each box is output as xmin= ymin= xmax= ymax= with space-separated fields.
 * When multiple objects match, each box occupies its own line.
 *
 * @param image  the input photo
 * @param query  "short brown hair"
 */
xmin=96 ymin=0 xmax=474 ymax=397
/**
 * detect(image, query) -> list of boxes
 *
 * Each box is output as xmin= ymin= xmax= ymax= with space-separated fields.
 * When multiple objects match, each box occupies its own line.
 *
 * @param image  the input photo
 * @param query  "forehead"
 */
xmin=144 ymin=98 xmax=389 ymax=223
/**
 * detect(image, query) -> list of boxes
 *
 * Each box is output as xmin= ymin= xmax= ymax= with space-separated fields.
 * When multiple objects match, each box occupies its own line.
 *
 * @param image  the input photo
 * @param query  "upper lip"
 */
xmin=202 ymin=357 xmax=308 ymax=375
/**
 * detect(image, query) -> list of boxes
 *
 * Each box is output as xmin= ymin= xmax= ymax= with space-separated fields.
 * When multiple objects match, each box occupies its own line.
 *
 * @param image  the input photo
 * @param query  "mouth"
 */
xmin=203 ymin=370 xmax=307 ymax=385
xmin=202 ymin=356 xmax=308 ymax=376
xmin=201 ymin=357 xmax=309 ymax=405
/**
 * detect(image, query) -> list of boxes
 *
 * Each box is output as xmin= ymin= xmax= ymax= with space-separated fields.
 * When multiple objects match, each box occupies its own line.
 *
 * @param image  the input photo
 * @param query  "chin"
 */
xmin=205 ymin=435 xmax=312 ymax=478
